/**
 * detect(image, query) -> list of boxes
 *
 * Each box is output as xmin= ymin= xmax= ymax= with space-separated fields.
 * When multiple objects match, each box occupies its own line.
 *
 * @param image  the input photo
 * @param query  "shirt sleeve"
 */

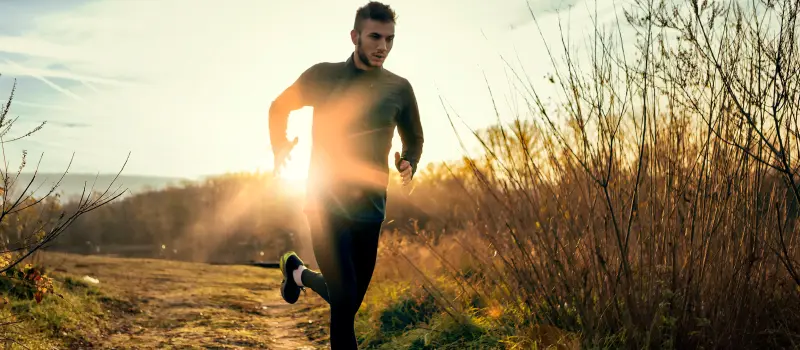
xmin=269 ymin=64 xmax=320 ymax=150
xmin=396 ymin=79 xmax=424 ymax=176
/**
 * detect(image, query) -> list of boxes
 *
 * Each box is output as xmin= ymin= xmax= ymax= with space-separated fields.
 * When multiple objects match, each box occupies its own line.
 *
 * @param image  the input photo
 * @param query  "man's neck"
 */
xmin=353 ymin=52 xmax=376 ymax=71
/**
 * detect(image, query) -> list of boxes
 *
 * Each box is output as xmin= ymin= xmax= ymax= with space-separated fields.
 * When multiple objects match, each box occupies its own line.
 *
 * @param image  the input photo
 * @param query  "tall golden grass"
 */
xmin=372 ymin=1 xmax=800 ymax=348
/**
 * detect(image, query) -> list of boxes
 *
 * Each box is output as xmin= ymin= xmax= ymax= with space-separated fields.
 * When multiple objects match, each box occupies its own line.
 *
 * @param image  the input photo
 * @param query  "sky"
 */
xmin=0 ymin=0 xmax=624 ymax=180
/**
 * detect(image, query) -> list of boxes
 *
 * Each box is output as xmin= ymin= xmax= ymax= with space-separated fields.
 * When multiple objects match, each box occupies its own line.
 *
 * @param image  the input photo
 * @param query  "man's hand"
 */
xmin=394 ymin=152 xmax=413 ymax=186
xmin=273 ymin=137 xmax=299 ymax=174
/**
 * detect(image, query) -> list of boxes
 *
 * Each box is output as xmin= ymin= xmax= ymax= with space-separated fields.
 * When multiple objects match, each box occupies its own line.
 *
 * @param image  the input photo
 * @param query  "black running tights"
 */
xmin=300 ymin=212 xmax=383 ymax=350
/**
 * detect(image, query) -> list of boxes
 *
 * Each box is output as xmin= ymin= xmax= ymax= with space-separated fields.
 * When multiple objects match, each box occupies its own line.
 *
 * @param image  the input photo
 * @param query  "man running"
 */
xmin=268 ymin=2 xmax=423 ymax=349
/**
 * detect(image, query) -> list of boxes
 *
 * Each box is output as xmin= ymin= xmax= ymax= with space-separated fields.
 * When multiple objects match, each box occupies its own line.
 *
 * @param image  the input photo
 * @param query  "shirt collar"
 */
xmin=345 ymin=53 xmax=382 ymax=77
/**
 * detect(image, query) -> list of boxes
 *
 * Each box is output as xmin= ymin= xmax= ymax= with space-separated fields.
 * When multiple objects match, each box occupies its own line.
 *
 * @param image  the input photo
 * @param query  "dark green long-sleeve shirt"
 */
xmin=269 ymin=54 xmax=424 ymax=222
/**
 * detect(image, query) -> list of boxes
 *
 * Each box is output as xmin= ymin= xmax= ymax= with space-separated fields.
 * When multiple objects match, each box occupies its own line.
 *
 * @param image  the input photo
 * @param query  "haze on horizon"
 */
xmin=0 ymin=0 xmax=622 ymax=182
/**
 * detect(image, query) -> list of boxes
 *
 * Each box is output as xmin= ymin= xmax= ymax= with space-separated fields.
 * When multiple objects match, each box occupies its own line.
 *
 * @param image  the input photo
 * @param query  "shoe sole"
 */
xmin=279 ymin=253 xmax=300 ymax=304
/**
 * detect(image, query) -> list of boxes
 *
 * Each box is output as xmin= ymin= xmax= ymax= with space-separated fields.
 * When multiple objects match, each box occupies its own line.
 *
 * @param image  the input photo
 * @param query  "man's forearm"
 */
xmin=269 ymin=64 xmax=318 ymax=151
xmin=398 ymin=82 xmax=424 ymax=176
xmin=269 ymin=100 xmax=291 ymax=150
xmin=401 ymin=140 xmax=423 ymax=175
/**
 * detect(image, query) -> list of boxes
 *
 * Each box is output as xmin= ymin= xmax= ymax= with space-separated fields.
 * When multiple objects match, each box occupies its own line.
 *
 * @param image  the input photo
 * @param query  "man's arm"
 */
xmin=269 ymin=64 xmax=319 ymax=152
xmin=396 ymin=80 xmax=424 ymax=177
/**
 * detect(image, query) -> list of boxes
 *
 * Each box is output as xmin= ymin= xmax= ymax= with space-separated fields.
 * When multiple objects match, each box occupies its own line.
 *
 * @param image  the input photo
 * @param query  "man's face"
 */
xmin=352 ymin=19 xmax=395 ymax=68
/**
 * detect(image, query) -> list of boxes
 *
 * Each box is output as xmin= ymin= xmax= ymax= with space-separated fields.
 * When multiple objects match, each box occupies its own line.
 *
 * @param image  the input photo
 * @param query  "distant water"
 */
xmin=5 ymin=173 xmax=189 ymax=201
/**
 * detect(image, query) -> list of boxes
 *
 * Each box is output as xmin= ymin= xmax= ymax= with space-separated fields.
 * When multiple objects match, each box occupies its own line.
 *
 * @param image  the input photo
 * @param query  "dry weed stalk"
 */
xmin=387 ymin=1 xmax=800 ymax=348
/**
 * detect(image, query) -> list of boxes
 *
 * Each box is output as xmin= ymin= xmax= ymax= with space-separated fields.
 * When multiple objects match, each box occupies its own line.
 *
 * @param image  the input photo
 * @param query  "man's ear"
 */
xmin=350 ymin=29 xmax=358 ymax=45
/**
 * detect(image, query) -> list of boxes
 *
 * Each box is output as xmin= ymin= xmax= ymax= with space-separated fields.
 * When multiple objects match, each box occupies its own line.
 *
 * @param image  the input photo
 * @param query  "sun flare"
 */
xmin=274 ymin=153 xmax=310 ymax=194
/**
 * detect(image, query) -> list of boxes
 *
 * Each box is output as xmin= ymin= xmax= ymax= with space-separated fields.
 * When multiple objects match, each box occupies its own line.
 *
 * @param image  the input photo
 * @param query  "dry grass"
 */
xmin=355 ymin=1 xmax=800 ymax=349
xmin=356 ymin=231 xmax=581 ymax=349
xmin=1 ymin=251 xmax=324 ymax=349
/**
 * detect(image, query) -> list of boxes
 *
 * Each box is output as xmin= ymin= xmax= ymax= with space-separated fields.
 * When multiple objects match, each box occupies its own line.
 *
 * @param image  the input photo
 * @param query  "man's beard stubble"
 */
xmin=356 ymin=37 xmax=376 ymax=68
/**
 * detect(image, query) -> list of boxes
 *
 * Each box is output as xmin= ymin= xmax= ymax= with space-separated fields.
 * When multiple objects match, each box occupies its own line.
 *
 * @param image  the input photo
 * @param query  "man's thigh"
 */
xmin=307 ymin=212 xmax=359 ymax=304
xmin=351 ymin=221 xmax=383 ymax=302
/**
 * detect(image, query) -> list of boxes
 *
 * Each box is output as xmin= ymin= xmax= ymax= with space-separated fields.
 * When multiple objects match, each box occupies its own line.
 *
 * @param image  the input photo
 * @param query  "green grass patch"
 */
xmin=0 ymin=271 xmax=128 ymax=349
xmin=354 ymin=282 xmax=506 ymax=349
xmin=349 ymin=277 xmax=583 ymax=350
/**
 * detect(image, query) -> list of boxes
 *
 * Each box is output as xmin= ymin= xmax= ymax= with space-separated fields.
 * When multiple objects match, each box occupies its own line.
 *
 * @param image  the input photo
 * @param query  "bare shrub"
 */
xmin=0 ymin=75 xmax=126 ymax=289
xmin=383 ymin=1 xmax=800 ymax=348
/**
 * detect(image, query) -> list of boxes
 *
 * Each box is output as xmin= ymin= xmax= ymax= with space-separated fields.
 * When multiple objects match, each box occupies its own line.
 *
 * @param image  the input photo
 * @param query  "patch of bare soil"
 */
xmin=40 ymin=252 xmax=329 ymax=349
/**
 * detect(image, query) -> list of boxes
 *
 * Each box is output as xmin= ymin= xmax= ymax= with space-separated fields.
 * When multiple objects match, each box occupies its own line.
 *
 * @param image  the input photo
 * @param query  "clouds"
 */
xmin=0 ymin=1 xmax=291 ymax=175
xmin=0 ymin=0 xmax=627 ymax=178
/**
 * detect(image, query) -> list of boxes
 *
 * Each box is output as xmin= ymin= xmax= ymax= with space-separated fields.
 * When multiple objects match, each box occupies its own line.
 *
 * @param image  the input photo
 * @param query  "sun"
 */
xmin=271 ymin=108 xmax=315 ymax=192
xmin=280 ymin=176 xmax=308 ymax=193
xmin=275 ymin=154 xmax=310 ymax=193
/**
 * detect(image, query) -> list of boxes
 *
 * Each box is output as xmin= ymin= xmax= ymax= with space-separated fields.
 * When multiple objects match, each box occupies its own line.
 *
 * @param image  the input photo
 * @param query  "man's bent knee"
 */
xmin=329 ymin=287 xmax=360 ymax=316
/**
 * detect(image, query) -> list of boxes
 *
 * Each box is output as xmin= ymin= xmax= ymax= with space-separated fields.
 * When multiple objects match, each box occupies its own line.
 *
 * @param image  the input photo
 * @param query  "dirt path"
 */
xmin=41 ymin=252 xmax=328 ymax=349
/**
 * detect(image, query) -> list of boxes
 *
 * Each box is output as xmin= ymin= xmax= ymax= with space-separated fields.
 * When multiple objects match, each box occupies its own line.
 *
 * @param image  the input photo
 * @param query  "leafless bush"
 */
xmin=385 ymin=1 xmax=800 ymax=349
xmin=0 ymin=75 xmax=127 ymax=274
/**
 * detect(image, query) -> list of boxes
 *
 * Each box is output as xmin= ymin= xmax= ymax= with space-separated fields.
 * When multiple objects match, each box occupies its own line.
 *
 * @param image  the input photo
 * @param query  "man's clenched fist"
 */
xmin=273 ymin=137 xmax=298 ymax=174
xmin=394 ymin=152 xmax=412 ymax=186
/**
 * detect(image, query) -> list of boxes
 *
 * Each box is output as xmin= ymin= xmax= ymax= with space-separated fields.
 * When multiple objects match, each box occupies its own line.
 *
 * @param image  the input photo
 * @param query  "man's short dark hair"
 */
xmin=354 ymin=2 xmax=397 ymax=32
